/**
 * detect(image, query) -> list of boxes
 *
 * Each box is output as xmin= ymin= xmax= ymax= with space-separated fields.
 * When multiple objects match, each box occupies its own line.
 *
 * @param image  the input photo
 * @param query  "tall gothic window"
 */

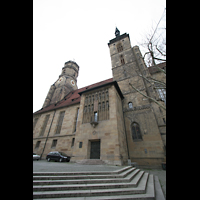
xmin=39 ymin=114 xmax=50 ymax=136
xmin=83 ymin=89 xmax=109 ymax=123
xmin=106 ymin=101 xmax=109 ymax=110
xmin=157 ymin=88 xmax=166 ymax=104
xmin=55 ymin=111 xmax=65 ymax=135
xmin=132 ymin=122 xmax=142 ymax=140
xmin=155 ymin=83 xmax=166 ymax=104
xmin=74 ymin=108 xmax=79 ymax=132
xmin=33 ymin=117 xmax=39 ymax=131
xmin=120 ymin=54 xmax=125 ymax=65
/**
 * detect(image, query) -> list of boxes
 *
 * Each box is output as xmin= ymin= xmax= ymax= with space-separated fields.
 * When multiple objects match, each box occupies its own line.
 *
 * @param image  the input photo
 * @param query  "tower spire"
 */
xmin=115 ymin=27 xmax=120 ymax=37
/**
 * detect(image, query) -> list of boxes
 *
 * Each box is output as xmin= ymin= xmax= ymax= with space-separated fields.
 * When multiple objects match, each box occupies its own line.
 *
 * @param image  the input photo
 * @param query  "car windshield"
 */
xmin=59 ymin=152 xmax=67 ymax=156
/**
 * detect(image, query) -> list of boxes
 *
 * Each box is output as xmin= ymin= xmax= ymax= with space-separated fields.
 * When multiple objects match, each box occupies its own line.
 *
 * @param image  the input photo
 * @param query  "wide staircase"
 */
xmin=75 ymin=159 xmax=106 ymax=165
xmin=33 ymin=166 xmax=165 ymax=199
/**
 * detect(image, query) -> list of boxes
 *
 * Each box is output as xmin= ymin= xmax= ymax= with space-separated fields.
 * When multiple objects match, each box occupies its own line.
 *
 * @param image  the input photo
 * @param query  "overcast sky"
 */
xmin=33 ymin=0 xmax=166 ymax=113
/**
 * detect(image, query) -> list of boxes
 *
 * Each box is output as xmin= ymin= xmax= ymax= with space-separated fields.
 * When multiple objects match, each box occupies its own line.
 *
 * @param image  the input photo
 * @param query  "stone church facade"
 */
xmin=33 ymin=30 xmax=166 ymax=167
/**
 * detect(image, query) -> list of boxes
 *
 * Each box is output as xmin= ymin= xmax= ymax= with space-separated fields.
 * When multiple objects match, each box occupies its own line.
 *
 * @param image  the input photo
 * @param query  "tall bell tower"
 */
xmin=42 ymin=61 xmax=79 ymax=108
xmin=107 ymin=29 xmax=166 ymax=167
xmin=107 ymin=28 xmax=152 ymax=107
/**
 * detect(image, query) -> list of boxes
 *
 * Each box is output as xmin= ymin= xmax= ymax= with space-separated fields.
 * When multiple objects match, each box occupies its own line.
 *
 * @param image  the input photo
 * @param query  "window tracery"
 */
xmin=82 ymin=88 xmax=109 ymax=123
xmin=131 ymin=122 xmax=142 ymax=141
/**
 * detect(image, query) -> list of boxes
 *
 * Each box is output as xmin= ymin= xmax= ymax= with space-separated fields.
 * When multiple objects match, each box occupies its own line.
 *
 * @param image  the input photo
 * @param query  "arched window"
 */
xmin=128 ymin=102 xmax=133 ymax=109
xmin=132 ymin=122 xmax=142 ymax=140
xmin=120 ymin=54 xmax=125 ymax=65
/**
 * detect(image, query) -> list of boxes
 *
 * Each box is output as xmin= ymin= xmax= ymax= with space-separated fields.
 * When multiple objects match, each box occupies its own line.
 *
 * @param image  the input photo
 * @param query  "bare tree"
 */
xmin=142 ymin=8 xmax=166 ymax=68
xmin=129 ymin=8 xmax=166 ymax=110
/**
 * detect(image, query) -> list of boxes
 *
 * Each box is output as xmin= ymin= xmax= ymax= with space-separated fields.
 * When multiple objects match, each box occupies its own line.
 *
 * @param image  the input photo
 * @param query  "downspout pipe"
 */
xmin=40 ymin=110 xmax=56 ymax=159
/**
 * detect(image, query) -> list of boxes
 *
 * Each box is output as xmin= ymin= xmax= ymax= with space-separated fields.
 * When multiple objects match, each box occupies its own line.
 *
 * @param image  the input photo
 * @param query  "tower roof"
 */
xmin=63 ymin=60 xmax=80 ymax=69
xmin=108 ymin=33 xmax=129 ymax=46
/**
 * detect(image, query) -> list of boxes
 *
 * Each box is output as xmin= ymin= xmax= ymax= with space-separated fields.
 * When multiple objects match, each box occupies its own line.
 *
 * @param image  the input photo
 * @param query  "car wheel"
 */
xmin=47 ymin=158 xmax=51 ymax=162
xmin=59 ymin=158 xmax=63 ymax=162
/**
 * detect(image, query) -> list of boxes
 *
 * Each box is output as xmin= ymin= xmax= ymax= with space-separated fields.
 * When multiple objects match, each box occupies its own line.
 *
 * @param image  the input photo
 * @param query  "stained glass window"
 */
xmin=132 ymin=122 xmax=142 ymax=140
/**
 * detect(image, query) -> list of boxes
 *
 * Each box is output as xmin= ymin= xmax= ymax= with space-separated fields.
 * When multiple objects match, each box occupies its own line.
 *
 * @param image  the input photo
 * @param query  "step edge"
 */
xmin=33 ymin=169 xmax=140 ymax=186
xmin=33 ymin=166 xmax=132 ymax=176
xmin=33 ymin=172 xmax=150 ymax=196
xmin=33 ymin=171 xmax=139 ymax=186
xmin=154 ymin=175 xmax=165 ymax=200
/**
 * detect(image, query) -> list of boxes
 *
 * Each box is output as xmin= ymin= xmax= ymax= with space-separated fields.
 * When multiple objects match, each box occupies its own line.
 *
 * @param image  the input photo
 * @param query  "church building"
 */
xmin=33 ymin=29 xmax=166 ymax=167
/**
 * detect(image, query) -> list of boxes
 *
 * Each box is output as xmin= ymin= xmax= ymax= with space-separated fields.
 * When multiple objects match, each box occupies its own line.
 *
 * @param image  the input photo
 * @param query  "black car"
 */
xmin=46 ymin=151 xmax=71 ymax=162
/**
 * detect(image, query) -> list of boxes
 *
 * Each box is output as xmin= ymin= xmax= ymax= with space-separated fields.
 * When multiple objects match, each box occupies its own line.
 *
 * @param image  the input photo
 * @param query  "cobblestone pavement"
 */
xmin=33 ymin=160 xmax=166 ymax=197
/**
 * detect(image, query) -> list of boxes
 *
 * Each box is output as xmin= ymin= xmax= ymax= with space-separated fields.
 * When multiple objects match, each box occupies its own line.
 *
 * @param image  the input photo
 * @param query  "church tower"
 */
xmin=42 ymin=61 xmax=79 ymax=108
xmin=107 ymin=28 xmax=151 ymax=107
xmin=108 ymin=29 xmax=165 ymax=167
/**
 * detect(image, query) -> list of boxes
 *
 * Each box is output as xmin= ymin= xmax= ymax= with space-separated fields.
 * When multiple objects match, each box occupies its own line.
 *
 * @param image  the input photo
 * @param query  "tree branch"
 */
xmin=138 ymin=74 xmax=155 ymax=88
xmin=148 ymin=77 xmax=166 ymax=86
xmin=153 ymin=57 xmax=166 ymax=62
xmin=152 ymin=63 xmax=166 ymax=74
xmin=143 ymin=52 xmax=151 ymax=60
xmin=155 ymin=45 xmax=166 ymax=56
xmin=149 ymin=8 xmax=166 ymax=44
xmin=154 ymin=87 xmax=166 ymax=89
xmin=129 ymin=83 xmax=166 ymax=110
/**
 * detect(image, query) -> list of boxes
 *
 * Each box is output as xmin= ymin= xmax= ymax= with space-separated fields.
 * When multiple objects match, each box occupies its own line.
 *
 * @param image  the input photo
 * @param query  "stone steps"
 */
xmin=33 ymin=170 xmax=143 ymax=191
xmin=33 ymin=167 xmax=135 ymax=180
xmin=33 ymin=168 xmax=140 ymax=186
xmin=75 ymin=159 xmax=106 ymax=165
xmin=33 ymin=166 xmax=132 ymax=176
xmin=33 ymin=172 xmax=149 ymax=198
xmin=33 ymin=166 xmax=165 ymax=199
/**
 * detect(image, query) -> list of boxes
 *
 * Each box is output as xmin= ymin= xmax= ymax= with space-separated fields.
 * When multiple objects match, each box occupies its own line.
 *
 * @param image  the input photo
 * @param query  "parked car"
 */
xmin=33 ymin=153 xmax=40 ymax=161
xmin=46 ymin=151 xmax=71 ymax=162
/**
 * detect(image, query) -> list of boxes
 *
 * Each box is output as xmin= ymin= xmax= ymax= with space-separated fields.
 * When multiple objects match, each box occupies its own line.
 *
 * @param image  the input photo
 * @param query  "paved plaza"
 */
xmin=33 ymin=159 xmax=124 ymax=172
xmin=33 ymin=160 xmax=166 ymax=198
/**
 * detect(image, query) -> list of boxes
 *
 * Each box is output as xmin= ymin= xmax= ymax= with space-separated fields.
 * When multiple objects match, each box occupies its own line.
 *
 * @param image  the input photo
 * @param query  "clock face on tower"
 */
xmin=71 ymin=80 xmax=75 ymax=86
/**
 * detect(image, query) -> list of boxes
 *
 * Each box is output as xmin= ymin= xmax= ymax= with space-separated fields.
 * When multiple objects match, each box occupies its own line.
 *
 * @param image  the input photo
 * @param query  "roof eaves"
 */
xmin=78 ymin=80 xmax=124 ymax=99
xmin=33 ymin=101 xmax=80 ymax=115
xmin=108 ymin=33 xmax=129 ymax=46
xmin=33 ymin=78 xmax=115 ymax=115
